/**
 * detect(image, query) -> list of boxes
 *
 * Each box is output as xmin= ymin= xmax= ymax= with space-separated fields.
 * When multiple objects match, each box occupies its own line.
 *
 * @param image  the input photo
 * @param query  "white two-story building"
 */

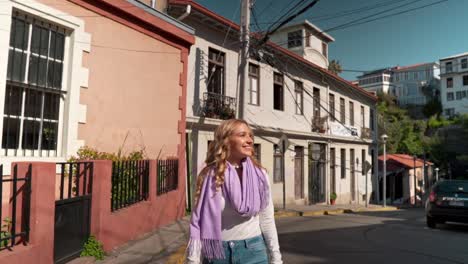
xmin=439 ymin=52 xmax=468 ymax=117
xmin=168 ymin=0 xmax=379 ymax=206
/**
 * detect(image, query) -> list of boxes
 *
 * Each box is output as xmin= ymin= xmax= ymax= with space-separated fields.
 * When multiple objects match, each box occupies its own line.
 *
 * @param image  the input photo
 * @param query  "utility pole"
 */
xmin=413 ymin=155 xmax=417 ymax=206
xmin=238 ymin=0 xmax=250 ymax=119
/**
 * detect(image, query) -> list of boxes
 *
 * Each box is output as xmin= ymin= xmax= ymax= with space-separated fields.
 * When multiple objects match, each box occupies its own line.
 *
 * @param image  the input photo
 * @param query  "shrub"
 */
xmin=80 ymin=235 xmax=105 ymax=260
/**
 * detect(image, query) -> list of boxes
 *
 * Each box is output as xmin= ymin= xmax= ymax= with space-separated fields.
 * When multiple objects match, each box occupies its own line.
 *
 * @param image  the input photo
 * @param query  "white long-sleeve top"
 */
xmin=187 ymin=175 xmax=283 ymax=264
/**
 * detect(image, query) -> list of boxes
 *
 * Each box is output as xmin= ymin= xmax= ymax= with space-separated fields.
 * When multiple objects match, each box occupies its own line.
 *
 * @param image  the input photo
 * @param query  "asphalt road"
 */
xmin=276 ymin=208 xmax=468 ymax=264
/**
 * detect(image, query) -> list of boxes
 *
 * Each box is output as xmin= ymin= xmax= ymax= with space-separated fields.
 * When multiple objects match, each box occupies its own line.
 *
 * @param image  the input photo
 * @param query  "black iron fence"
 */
xmin=157 ymin=159 xmax=178 ymax=195
xmin=202 ymin=92 xmax=236 ymax=120
xmin=0 ymin=164 xmax=31 ymax=250
xmin=111 ymin=160 xmax=149 ymax=212
xmin=56 ymin=162 xmax=93 ymax=201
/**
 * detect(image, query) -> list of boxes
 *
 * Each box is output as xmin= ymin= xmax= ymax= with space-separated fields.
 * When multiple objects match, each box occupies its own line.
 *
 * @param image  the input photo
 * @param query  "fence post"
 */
xmin=13 ymin=162 xmax=55 ymax=263
xmin=149 ymin=160 xmax=157 ymax=200
xmin=90 ymin=160 xmax=112 ymax=243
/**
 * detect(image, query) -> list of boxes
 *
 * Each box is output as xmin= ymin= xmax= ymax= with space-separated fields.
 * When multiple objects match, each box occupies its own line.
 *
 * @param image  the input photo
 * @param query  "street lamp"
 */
xmin=435 ymin=167 xmax=439 ymax=182
xmin=381 ymin=134 xmax=388 ymax=208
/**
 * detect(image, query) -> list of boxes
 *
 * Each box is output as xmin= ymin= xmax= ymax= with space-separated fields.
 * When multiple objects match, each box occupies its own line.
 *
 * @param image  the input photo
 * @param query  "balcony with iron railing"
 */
xmin=201 ymin=92 xmax=237 ymax=120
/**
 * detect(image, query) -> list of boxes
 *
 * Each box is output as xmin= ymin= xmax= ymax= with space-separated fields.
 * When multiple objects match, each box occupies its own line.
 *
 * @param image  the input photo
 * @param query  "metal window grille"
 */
xmin=0 ymin=164 xmax=31 ymax=249
xmin=157 ymin=159 xmax=179 ymax=195
xmin=56 ymin=162 xmax=93 ymax=201
xmin=2 ymin=12 xmax=67 ymax=157
xmin=111 ymin=160 xmax=149 ymax=211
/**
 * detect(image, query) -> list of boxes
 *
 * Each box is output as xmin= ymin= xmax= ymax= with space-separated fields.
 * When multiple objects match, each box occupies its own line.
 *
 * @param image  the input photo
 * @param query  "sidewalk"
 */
xmin=68 ymin=203 xmax=398 ymax=264
xmin=68 ymin=217 xmax=191 ymax=264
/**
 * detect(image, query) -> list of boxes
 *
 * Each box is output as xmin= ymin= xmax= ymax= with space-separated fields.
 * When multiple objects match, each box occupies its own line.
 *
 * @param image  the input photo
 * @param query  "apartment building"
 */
xmin=439 ymin=52 xmax=468 ymax=117
xmin=168 ymin=0 xmax=379 ymax=206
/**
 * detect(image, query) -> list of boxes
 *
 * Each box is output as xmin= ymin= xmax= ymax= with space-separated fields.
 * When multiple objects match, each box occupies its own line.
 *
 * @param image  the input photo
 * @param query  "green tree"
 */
xmin=328 ymin=59 xmax=342 ymax=75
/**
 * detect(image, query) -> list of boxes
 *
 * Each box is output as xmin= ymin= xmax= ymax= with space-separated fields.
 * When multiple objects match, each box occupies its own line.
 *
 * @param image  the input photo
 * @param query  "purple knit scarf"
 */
xmin=188 ymin=157 xmax=269 ymax=260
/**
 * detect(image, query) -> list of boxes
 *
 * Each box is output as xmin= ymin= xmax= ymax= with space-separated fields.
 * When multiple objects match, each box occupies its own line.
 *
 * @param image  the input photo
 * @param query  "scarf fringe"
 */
xmin=188 ymin=238 xmax=225 ymax=260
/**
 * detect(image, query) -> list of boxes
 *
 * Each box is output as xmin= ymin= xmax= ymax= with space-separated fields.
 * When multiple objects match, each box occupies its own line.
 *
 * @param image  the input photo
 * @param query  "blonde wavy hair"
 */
xmin=193 ymin=119 xmax=262 ymax=206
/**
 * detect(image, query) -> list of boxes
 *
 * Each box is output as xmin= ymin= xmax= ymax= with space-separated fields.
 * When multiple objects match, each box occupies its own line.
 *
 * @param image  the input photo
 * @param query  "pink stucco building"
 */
xmin=0 ymin=0 xmax=194 ymax=263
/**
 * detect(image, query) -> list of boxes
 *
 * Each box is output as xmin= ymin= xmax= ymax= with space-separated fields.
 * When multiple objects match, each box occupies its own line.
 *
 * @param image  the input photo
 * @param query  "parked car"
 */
xmin=425 ymin=180 xmax=468 ymax=228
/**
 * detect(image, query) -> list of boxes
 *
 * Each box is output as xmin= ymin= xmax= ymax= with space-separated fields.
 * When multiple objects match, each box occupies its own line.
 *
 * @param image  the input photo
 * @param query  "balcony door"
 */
xmin=208 ymin=48 xmax=225 ymax=95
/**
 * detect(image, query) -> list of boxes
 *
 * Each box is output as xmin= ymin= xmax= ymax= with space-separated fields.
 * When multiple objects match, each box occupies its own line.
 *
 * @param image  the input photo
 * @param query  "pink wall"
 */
xmin=0 ymin=163 xmax=56 ymax=264
xmin=34 ymin=0 xmax=191 ymax=159
xmin=91 ymin=160 xmax=186 ymax=251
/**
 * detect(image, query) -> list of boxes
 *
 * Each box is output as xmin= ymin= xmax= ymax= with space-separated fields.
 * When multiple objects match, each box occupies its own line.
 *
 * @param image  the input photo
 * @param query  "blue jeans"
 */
xmin=203 ymin=235 xmax=268 ymax=264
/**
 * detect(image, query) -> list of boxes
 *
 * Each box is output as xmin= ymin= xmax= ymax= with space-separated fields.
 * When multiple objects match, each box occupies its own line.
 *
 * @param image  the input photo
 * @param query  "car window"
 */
xmin=437 ymin=181 xmax=468 ymax=192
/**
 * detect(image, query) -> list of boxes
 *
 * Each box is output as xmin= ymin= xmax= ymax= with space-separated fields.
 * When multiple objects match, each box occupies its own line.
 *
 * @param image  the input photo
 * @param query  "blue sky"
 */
xmin=194 ymin=0 xmax=467 ymax=80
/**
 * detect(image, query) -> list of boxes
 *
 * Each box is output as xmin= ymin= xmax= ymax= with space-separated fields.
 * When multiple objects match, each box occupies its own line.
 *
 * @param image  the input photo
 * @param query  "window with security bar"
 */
xmin=2 ymin=13 xmax=67 ymax=157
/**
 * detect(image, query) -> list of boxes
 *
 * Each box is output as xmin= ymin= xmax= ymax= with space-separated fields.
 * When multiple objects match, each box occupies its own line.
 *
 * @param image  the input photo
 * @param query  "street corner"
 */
xmin=165 ymin=244 xmax=187 ymax=264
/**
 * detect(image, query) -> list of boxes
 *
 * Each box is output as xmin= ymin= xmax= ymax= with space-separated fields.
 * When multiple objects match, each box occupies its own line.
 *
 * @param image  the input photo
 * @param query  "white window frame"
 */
xmin=0 ymin=0 xmax=90 ymax=170
xmin=248 ymin=63 xmax=259 ymax=106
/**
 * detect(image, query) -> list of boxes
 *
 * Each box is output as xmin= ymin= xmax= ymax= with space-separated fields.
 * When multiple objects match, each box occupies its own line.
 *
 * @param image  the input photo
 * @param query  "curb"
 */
xmin=165 ymin=244 xmax=187 ymax=264
xmin=168 ymin=206 xmax=399 ymax=263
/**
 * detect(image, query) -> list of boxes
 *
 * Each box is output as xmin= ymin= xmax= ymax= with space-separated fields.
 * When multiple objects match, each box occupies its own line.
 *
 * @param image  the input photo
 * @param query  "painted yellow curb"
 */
xmin=274 ymin=211 xmax=301 ymax=218
xmin=165 ymin=244 xmax=186 ymax=264
xmin=352 ymin=206 xmax=398 ymax=212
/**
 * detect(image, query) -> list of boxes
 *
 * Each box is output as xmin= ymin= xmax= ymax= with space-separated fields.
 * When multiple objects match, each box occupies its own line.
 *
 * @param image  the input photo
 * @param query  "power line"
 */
xmin=326 ymin=0 xmax=448 ymax=33
xmin=255 ymin=48 xmax=374 ymax=143
xmin=269 ymin=0 xmax=448 ymax=48
xmin=257 ymin=0 xmax=320 ymax=48
xmin=263 ymin=0 xmax=307 ymax=32
xmin=251 ymin=0 xmax=409 ymax=26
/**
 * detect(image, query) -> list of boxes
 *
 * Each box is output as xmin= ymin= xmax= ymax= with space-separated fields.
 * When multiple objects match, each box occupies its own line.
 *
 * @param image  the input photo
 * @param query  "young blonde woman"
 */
xmin=187 ymin=119 xmax=283 ymax=264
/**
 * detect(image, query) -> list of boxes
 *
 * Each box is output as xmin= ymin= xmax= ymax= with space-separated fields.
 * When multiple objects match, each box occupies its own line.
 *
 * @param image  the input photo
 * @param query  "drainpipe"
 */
xmin=177 ymin=4 xmax=192 ymax=20
xmin=151 ymin=0 xmax=156 ymax=8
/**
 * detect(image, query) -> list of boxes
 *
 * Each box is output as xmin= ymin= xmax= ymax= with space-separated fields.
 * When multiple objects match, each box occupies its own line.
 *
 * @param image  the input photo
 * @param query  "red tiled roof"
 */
xmin=392 ymin=62 xmax=433 ymax=71
xmin=378 ymin=154 xmax=433 ymax=169
xmin=168 ymin=0 xmax=377 ymax=102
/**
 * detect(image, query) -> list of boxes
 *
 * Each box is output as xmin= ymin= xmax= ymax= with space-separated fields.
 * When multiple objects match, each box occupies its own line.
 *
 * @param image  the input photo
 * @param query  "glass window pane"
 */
xmin=2 ymin=117 xmax=20 ymax=149
xmin=7 ymin=50 xmax=27 ymax=82
xmin=50 ymin=31 xmax=65 ymax=60
xmin=10 ymin=17 xmax=29 ymax=50
xmin=31 ymin=24 xmax=50 ymax=56
xmin=24 ymin=90 xmax=43 ymax=118
xmin=47 ymin=60 xmax=63 ymax=89
xmin=43 ymin=93 xmax=60 ymax=120
xmin=28 ymin=55 xmax=48 ymax=86
xmin=4 ymin=85 xmax=23 ymax=116
xmin=22 ymin=120 xmax=40 ymax=150
xmin=41 ymin=121 xmax=58 ymax=150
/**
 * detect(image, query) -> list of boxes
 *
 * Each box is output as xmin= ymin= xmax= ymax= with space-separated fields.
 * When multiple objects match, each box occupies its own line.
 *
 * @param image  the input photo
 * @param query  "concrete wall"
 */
xmin=0 ymin=163 xmax=56 ymax=264
xmin=91 ymin=160 xmax=185 ymax=251
xmin=0 ymin=160 xmax=186 ymax=263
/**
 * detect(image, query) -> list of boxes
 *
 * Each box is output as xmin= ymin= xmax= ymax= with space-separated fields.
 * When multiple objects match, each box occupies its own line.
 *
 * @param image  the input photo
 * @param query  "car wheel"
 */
xmin=427 ymin=216 xmax=436 ymax=229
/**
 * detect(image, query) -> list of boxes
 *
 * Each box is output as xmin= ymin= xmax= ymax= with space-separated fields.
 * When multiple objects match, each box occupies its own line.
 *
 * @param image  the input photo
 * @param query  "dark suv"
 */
xmin=425 ymin=180 xmax=468 ymax=228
